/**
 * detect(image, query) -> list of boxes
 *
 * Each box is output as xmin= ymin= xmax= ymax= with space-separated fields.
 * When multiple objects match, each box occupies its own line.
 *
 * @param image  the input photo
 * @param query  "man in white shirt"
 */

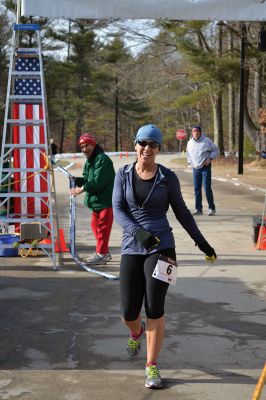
xmin=186 ymin=125 xmax=220 ymax=216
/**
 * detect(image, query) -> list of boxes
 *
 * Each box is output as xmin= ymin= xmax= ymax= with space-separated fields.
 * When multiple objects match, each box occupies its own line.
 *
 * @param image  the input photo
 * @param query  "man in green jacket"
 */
xmin=70 ymin=132 xmax=115 ymax=265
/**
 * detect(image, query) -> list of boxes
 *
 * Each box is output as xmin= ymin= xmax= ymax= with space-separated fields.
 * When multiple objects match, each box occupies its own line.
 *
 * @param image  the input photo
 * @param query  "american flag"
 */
xmin=14 ymin=57 xmax=42 ymax=95
xmin=12 ymin=55 xmax=49 ymax=220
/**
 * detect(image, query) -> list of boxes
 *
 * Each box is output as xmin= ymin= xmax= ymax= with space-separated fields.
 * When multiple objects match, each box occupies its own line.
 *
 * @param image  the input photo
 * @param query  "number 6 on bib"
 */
xmin=152 ymin=254 xmax=178 ymax=285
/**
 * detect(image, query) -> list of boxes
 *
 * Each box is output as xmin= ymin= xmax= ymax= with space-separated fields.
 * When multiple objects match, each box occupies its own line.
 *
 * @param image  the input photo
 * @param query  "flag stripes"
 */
xmin=12 ymin=103 xmax=48 ymax=218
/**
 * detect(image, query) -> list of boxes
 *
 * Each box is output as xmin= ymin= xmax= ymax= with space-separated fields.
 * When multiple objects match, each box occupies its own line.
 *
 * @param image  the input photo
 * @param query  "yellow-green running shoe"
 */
xmin=127 ymin=321 xmax=145 ymax=357
xmin=145 ymin=364 xmax=163 ymax=389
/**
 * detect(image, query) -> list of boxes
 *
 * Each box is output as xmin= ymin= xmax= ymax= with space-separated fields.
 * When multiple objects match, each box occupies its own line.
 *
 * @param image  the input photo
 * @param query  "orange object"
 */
xmin=126 ymin=151 xmax=129 ymax=157
xmin=119 ymin=153 xmax=123 ymax=159
xmin=39 ymin=237 xmax=52 ymax=245
xmin=252 ymin=362 xmax=266 ymax=400
xmin=256 ymin=225 xmax=266 ymax=250
xmin=55 ymin=228 xmax=69 ymax=252
xmin=39 ymin=228 xmax=69 ymax=252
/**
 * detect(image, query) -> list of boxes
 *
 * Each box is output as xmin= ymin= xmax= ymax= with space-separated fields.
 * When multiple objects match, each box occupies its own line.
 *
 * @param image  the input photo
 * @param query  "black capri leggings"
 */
xmin=120 ymin=248 xmax=176 ymax=321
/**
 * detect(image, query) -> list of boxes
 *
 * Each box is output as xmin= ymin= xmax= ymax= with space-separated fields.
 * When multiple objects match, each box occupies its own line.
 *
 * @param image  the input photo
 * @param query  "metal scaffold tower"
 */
xmin=0 ymin=23 xmax=58 ymax=269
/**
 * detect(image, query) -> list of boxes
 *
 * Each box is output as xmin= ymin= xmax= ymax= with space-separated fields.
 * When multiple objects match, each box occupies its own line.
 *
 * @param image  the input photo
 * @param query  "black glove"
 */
xmin=75 ymin=177 xmax=84 ymax=187
xmin=135 ymin=229 xmax=160 ymax=252
xmin=197 ymin=241 xmax=217 ymax=259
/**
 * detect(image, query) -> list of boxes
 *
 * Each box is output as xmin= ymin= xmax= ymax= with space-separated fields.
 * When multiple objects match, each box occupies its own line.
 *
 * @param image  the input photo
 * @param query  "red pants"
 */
xmin=91 ymin=207 xmax=113 ymax=254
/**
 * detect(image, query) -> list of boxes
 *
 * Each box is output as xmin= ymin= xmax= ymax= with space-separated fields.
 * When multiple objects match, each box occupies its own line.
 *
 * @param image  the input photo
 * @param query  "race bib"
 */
xmin=152 ymin=254 xmax=178 ymax=285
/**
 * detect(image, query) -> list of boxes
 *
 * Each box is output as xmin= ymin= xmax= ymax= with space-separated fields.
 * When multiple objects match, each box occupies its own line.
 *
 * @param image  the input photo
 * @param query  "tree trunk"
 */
xmin=228 ymin=84 xmax=236 ymax=153
xmin=254 ymin=59 xmax=262 ymax=113
xmin=75 ymin=103 xmax=84 ymax=152
xmin=59 ymin=119 xmax=65 ymax=153
xmin=254 ymin=58 xmax=265 ymax=153
xmin=211 ymin=92 xmax=224 ymax=155
xmin=243 ymin=63 xmax=260 ymax=151
xmin=211 ymin=22 xmax=224 ymax=155
xmin=228 ymin=27 xmax=236 ymax=153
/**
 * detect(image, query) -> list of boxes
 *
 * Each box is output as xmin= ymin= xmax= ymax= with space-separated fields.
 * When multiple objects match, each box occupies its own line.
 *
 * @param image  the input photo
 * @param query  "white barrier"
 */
xmin=54 ymin=152 xmax=136 ymax=161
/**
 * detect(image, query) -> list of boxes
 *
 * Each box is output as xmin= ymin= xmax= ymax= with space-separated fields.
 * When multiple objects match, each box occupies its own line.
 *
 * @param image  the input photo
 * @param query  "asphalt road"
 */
xmin=0 ymin=153 xmax=265 ymax=400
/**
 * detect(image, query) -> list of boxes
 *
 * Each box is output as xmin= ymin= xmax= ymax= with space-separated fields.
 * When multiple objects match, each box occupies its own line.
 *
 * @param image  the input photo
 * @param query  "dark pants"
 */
xmin=120 ymin=248 xmax=176 ymax=320
xmin=193 ymin=165 xmax=215 ymax=211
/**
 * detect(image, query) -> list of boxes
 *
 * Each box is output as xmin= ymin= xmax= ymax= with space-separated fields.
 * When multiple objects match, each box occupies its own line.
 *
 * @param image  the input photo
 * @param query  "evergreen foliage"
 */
xmin=0 ymin=1 xmax=266 ymax=155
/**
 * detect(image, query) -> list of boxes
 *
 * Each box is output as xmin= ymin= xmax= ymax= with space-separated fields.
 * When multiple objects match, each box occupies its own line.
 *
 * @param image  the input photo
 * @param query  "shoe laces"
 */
xmin=146 ymin=365 xmax=160 ymax=379
xmin=88 ymin=252 xmax=98 ymax=259
xmin=127 ymin=337 xmax=141 ymax=351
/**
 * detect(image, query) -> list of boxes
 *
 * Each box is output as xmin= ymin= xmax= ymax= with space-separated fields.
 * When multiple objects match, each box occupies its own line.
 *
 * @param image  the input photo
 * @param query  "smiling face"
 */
xmin=135 ymin=140 xmax=160 ymax=164
xmin=80 ymin=142 xmax=95 ymax=158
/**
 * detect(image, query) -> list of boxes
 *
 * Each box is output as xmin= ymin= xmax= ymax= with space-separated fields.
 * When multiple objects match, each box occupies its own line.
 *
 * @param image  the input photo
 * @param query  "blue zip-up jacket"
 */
xmin=112 ymin=163 xmax=206 ymax=255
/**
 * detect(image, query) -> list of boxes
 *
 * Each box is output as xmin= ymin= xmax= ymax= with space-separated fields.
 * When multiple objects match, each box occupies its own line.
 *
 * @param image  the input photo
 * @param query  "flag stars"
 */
xmin=14 ymin=57 xmax=42 ymax=96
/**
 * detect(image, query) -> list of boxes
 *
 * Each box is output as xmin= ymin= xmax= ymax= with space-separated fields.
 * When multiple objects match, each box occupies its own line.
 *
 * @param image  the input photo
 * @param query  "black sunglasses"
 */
xmin=137 ymin=140 xmax=159 ymax=149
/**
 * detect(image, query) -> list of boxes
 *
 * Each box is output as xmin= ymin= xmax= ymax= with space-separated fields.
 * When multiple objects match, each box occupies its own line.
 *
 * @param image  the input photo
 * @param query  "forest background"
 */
xmin=0 ymin=0 xmax=266 ymax=156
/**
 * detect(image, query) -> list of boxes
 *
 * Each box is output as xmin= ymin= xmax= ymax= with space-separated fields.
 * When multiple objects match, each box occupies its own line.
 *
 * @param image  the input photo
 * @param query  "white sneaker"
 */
xmin=208 ymin=209 xmax=216 ymax=216
xmin=105 ymin=252 xmax=112 ymax=262
xmin=86 ymin=253 xmax=110 ymax=265
xmin=192 ymin=210 xmax=203 ymax=215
